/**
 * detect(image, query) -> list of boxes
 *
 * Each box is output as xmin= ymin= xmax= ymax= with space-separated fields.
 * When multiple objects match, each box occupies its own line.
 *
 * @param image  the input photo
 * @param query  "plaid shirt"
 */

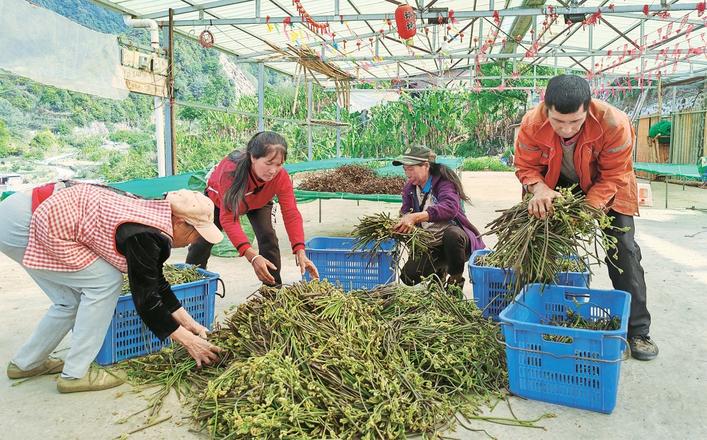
xmin=23 ymin=184 xmax=174 ymax=273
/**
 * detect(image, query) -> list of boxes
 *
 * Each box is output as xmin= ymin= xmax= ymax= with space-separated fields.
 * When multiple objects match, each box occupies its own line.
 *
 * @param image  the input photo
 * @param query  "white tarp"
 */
xmin=349 ymin=89 xmax=401 ymax=112
xmin=0 ymin=0 xmax=128 ymax=100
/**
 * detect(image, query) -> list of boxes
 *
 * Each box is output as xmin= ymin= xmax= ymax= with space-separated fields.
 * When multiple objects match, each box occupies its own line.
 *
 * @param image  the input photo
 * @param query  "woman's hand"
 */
xmin=250 ymin=254 xmax=278 ymax=285
xmin=394 ymin=213 xmax=419 ymax=234
xmin=171 ymin=307 xmax=209 ymax=338
xmin=295 ymin=249 xmax=319 ymax=280
xmin=170 ymin=326 xmax=221 ymax=368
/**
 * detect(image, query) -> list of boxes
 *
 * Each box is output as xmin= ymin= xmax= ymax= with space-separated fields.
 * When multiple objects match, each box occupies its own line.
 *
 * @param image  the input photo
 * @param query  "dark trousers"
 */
xmin=555 ymin=176 xmax=651 ymax=337
xmin=605 ymin=210 xmax=651 ymax=337
xmin=400 ymin=226 xmax=470 ymax=286
xmin=186 ymin=202 xmax=282 ymax=286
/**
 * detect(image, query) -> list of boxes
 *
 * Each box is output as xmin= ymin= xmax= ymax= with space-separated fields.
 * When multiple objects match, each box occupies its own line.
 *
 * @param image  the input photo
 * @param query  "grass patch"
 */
xmin=462 ymin=156 xmax=513 ymax=171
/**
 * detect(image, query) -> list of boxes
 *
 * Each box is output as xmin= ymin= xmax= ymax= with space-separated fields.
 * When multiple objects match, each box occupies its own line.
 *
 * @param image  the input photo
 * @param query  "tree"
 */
xmin=0 ymin=120 xmax=11 ymax=156
xmin=27 ymin=130 xmax=57 ymax=159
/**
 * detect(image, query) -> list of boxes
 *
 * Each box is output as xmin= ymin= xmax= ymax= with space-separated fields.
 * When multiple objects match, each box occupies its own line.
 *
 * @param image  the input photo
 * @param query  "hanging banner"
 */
xmin=0 ymin=0 xmax=129 ymax=100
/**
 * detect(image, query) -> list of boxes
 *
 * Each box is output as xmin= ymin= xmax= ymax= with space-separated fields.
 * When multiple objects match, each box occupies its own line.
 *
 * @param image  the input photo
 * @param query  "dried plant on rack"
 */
xmin=482 ymin=187 xmax=627 ymax=294
xmin=265 ymin=42 xmax=352 ymax=109
xmin=298 ymin=165 xmax=405 ymax=195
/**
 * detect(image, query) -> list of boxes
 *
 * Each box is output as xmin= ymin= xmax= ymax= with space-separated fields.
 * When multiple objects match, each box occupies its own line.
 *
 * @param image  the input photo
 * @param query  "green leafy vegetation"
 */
xmin=462 ymin=156 xmax=513 ymax=172
xmin=0 ymin=120 xmax=12 ymax=156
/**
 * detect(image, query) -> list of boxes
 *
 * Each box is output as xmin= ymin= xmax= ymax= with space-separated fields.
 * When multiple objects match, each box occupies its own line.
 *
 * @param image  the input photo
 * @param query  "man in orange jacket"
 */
xmin=514 ymin=74 xmax=657 ymax=361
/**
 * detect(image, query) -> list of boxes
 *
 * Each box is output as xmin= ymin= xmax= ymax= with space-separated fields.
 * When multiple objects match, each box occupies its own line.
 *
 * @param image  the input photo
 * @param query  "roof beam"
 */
xmin=250 ymin=48 xmax=702 ymax=63
xmin=142 ymin=0 xmax=254 ymax=20
xmin=612 ymin=13 xmax=704 ymax=26
xmin=500 ymin=0 xmax=546 ymax=54
xmin=595 ymin=24 xmax=705 ymax=74
xmin=600 ymin=17 xmax=641 ymax=50
xmin=158 ymin=4 xmax=705 ymax=25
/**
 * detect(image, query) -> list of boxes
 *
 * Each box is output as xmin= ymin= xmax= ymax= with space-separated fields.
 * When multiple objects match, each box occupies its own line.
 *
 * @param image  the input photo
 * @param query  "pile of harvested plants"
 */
xmin=121 ymin=264 xmax=203 ymax=294
xmin=351 ymin=212 xmax=434 ymax=259
xmin=544 ymin=310 xmax=622 ymax=343
xmin=549 ymin=310 xmax=621 ymax=331
xmin=298 ymin=165 xmax=405 ymax=195
xmin=123 ymin=281 xmax=549 ymax=438
xmin=483 ymin=188 xmax=625 ymax=294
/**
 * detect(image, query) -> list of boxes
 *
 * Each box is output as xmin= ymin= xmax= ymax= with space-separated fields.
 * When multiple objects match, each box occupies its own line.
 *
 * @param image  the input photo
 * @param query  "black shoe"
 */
xmin=628 ymin=335 xmax=659 ymax=361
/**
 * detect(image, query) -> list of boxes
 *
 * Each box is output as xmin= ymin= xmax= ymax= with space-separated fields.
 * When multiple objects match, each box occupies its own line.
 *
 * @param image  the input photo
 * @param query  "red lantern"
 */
xmin=395 ymin=4 xmax=417 ymax=40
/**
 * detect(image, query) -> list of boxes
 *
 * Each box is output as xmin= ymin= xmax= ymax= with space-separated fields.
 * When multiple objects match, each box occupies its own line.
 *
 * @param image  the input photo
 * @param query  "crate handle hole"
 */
xmin=542 ymin=334 xmax=574 ymax=344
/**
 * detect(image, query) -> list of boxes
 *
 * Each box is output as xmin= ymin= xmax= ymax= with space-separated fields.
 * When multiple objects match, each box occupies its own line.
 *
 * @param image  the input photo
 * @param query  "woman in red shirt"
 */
xmin=187 ymin=131 xmax=319 ymax=285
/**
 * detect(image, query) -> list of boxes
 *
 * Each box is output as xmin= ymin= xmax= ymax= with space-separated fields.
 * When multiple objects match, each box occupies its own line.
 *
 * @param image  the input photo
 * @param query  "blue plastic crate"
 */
xmin=95 ymin=265 xmax=220 ymax=365
xmin=304 ymin=237 xmax=396 ymax=291
xmin=499 ymin=284 xmax=630 ymax=413
xmin=468 ymin=249 xmax=590 ymax=320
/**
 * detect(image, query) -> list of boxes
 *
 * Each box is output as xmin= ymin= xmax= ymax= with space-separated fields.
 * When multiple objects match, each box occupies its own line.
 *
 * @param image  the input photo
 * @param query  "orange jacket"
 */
xmin=514 ymin=99 xmax=638 ymax=216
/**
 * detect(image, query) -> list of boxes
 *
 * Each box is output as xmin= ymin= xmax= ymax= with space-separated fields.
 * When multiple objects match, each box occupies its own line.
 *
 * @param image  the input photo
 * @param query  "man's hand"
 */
xmin=295 ymin=249 xmax=319 ymax=280
xmin=527 ymin=182 xmax=562 ymax=219
xmin=170 ymin=326 xmax=221 ymax=368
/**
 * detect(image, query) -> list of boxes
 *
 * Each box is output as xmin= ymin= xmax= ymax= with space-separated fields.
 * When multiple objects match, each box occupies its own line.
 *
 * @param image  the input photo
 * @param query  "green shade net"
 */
xmin=699 ymin=157 xmax=707 ymax=177
xmin=109 ymin=172 xmax=206 ymax=198
xmin=284 ymin=158 xmax=373 ymax=175
xmin=633 ymin=162 xmax=704 ymax=180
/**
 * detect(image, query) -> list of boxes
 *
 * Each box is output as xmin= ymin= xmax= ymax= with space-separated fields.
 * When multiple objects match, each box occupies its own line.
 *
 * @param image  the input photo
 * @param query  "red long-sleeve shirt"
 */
xmin=206 ymin=157 xmax=305 ymax=257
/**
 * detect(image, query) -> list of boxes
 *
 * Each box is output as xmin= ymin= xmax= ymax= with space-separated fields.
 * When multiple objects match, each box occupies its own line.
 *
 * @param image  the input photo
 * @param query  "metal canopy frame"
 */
xmin=92 ymin=0 xmax=706 ymax=88
xmin=82 ymin=0 xmax=706 ymax=175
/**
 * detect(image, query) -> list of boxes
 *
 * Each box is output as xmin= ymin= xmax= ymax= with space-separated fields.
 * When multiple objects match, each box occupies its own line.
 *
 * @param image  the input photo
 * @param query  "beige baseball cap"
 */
xmin=165 ymin=189 xmax=223 ymax=244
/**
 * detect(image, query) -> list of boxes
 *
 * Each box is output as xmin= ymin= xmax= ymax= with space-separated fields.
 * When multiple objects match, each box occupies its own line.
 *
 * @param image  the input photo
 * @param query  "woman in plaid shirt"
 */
xmin=0 ymin=183 xmax=223 ymax=393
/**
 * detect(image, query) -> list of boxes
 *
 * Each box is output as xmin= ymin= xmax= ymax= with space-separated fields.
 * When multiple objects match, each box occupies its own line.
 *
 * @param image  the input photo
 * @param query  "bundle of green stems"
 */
xmin=351 ymin=212 xmax=434 ymax=260
xmin=483 ymin=188 xmax=625 ymax=294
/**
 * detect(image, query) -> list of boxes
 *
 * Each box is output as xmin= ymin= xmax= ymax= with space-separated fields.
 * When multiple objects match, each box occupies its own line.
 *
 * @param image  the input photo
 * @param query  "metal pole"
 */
xmin=255 ymin=0 xmax=260 ymax=17
xmin=258 ymin=63 xmax=265 ymax=131
xmin=640 ymin=20 xmax=645 ymax=87
xmin=588 ymin=25 xmax=594 ymax=88
xmin=168 ymin=9 xmax=176 ymax=175
xmin=336 ymin=103 xmax=341 ymax=157
xmin=159 ymin=25 xmax=170 ymax=177
xmin=307 ymin=80 xmax=313 ymax=161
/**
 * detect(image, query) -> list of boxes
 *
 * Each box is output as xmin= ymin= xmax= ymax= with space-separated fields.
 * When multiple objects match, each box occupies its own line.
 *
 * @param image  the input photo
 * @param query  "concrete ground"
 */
xmin=1 ymin=172 xmax=705 ymax=439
